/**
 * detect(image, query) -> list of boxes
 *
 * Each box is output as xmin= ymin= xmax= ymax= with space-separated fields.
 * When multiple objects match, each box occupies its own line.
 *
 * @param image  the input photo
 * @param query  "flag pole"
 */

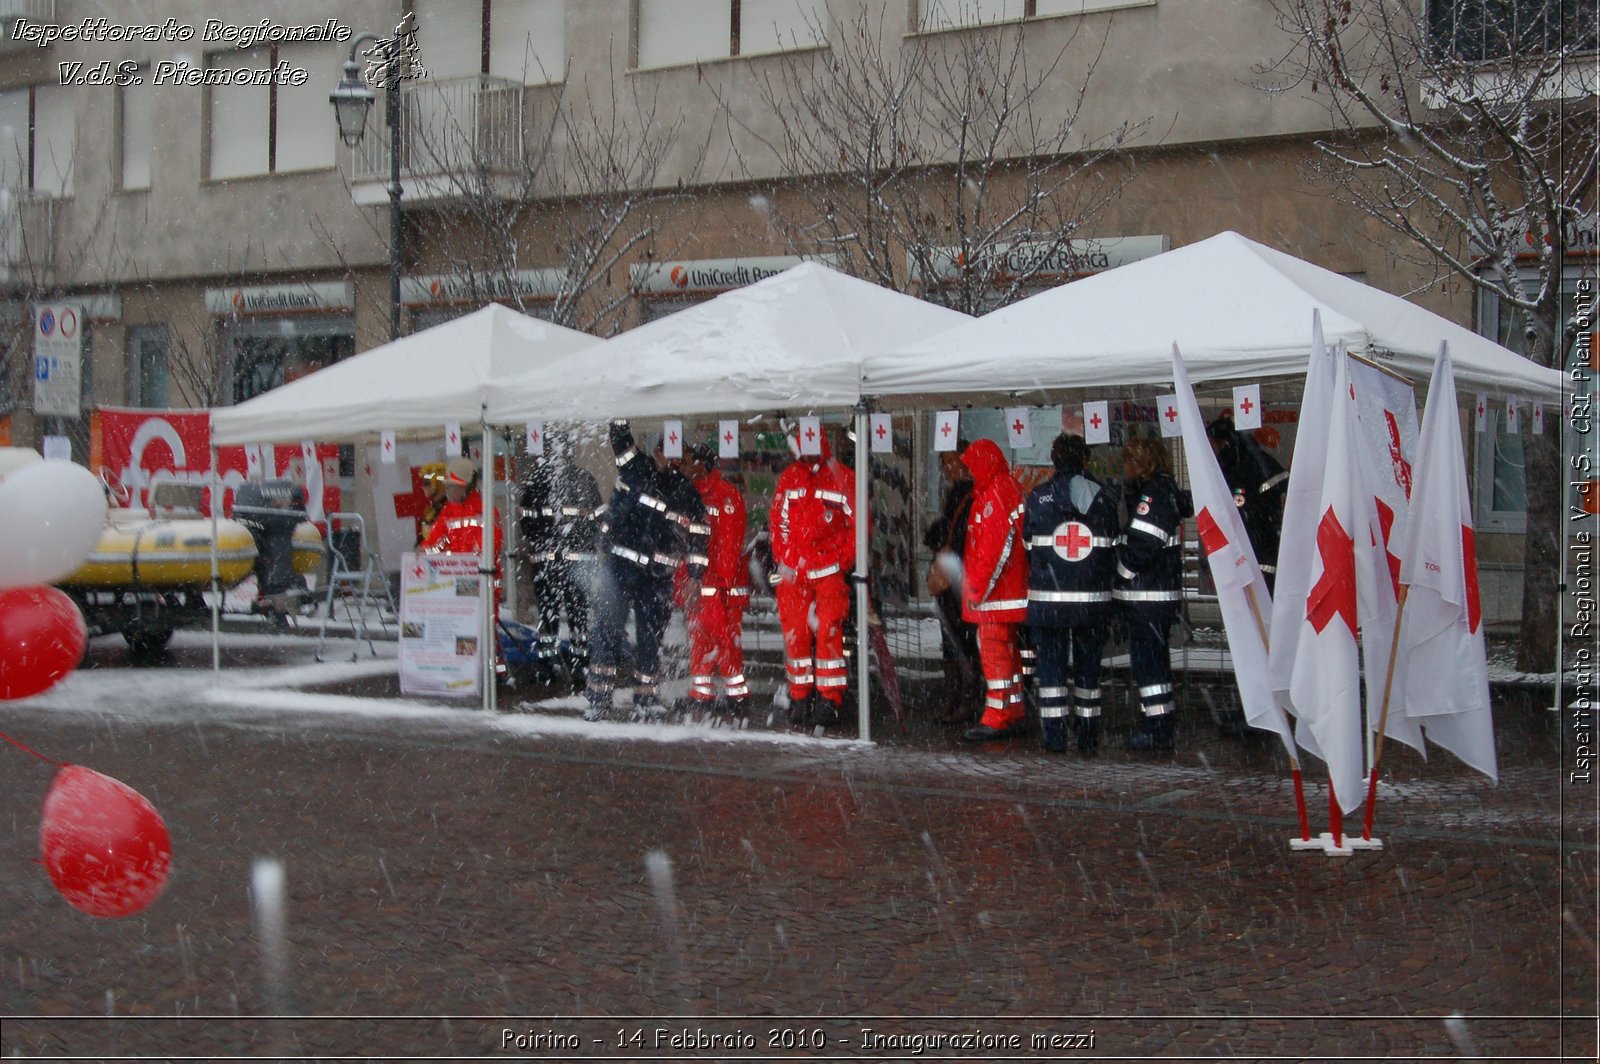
xmin=1362 ymin=583 xmax=1410 ymax=840
xmin=1243 ymin=583 xmax=1311 ymax=842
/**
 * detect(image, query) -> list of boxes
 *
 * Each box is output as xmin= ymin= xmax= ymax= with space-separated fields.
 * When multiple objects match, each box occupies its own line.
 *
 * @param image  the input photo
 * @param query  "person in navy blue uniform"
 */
xmin=1114 ymin=437 xmax=1192 ymax=751
xmin=586 ymin=422 xmax=683 ymax=721
xmin=1024 ymin=434 xmax=1120 ymax=754
xmin=1207 ymin=413 xmax=1287 ymax=592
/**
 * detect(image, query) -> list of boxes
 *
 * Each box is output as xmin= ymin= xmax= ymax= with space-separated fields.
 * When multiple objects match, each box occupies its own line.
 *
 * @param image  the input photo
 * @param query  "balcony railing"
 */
xmin=349 ymin=75 xmax=524 ymax=198
xmin=0 ymin=188 xmax=56 ymax=281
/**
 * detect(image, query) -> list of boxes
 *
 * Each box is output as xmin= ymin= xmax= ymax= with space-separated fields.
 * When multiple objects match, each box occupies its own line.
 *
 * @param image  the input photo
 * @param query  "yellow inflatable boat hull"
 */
xmin=60 ymin=513 xmax=259 ymax=590
xmin=292 ymin=520 xmax=324 ymax=575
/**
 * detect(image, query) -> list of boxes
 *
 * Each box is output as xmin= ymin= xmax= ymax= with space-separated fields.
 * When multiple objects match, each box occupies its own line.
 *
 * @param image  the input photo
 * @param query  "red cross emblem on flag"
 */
xmin=1051 ymin=520 xmax=1096 ymax=562
xmin=1195 ymin=507 xmax=1228 ymax=556
xmin=725 ymin=430 xmax=735 ymax=444
xmin=1012 ymin=418 xmax=1025 ymax=435
xmin=874 ymin=423 xmax=887 ymax=440
xmin=1163 ymin=405 xmax=1178 ymax=424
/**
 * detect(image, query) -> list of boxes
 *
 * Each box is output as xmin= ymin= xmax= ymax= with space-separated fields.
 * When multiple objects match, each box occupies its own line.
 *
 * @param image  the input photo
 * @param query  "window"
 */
xmin=1472 ymin=268 xmax=1588 ymax=531
xmin=413 ymin=0 xmax=566 ymax=83
xmin=634 ymin=0 xmax=826 ymax=69
xmin=0 ymin=83 xmax=76 ymax=196
xmin=225 ymin=316 xmax=354 ymax=404
xmin=127 ymin=325 xmax=169 ymax=408
xmin=1427 ymin=0 xmax=1595 ymax=63
xmin=917 ymin=0 xmax=1151 ymax=31
xmin=206 ymin=44 xmax=337 ymax=180
xmin=120 ymin=69 xmax=151 ymax=191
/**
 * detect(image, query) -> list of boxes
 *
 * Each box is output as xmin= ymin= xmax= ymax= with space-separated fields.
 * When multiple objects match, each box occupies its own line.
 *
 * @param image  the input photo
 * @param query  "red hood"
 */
xmin=961 ymin=439 xmax=1009 ymax=488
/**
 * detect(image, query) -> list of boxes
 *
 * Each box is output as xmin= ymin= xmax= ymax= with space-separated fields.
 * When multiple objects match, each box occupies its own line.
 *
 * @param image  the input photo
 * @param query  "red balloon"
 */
xmin=0 ymin=585 xmax=87 ymax=700
xmin=40 ymin=765 xmax=172 ymax=918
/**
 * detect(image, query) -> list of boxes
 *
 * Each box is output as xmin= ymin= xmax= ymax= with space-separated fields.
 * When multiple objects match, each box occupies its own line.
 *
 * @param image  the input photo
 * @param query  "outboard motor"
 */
xmin=234 ymin=479 xmax=309 ymax=600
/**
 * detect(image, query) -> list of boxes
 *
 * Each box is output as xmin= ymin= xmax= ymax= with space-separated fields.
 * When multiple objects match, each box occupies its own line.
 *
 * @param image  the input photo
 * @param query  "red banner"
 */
xmin=96 ymin=407 xmax=339 ymax=520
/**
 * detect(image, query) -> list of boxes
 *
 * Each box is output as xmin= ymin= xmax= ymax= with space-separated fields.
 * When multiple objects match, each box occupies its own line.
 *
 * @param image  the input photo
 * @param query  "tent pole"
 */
xmin=482 ymin=416 xmax=496 ymax=713
xmin=854 ymin=401 xmax=871 ymax=744
xmin=210 ymin=444 xmax=221 ymax=676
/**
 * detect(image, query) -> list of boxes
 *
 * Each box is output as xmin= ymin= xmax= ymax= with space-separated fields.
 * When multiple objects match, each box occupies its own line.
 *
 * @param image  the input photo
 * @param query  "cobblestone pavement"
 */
xmin=0 ymin=631 xmax=1593 ymax=1061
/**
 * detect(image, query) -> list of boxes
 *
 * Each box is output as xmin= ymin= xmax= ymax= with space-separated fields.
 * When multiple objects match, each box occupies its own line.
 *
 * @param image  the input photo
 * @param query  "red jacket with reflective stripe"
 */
xmin=960 ymin=439 xmax=1028 ymax=624
xmin=769 ymin=454 xmax=856 ymax=577
xmin=693 ymin=469 xmax=748 ymax=590
xmin=420 ymin=493 xmax=502 ymax=558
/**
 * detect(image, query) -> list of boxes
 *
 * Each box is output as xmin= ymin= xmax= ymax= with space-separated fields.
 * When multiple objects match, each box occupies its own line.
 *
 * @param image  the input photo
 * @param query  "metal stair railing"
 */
xmin=314 ymin=513 xmax=397 ymax=662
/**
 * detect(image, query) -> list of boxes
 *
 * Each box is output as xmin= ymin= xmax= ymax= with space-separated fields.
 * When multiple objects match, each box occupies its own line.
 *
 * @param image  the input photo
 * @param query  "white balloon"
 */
xmin=0 ymin=447 xmax=41 ymax=482
xmin=0 ymin=461 xmax=108 ymax=590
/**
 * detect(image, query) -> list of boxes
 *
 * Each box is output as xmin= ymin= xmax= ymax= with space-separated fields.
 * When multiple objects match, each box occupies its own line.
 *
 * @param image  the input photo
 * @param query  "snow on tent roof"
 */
xmin=862 ymin=231 xmax=1564 ymax=403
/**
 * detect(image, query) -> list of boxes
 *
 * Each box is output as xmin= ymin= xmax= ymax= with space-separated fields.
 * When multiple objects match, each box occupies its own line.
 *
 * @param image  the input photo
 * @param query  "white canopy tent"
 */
xmin=488 ymin=261 xmax=971 ymax=423
xmin=208 ymin=303 xmax=601 ymax=711
xmin=490 ymin=262 xmax=973 ymax=742
xmin=862 ymin=230 xmax=1564 ymax=402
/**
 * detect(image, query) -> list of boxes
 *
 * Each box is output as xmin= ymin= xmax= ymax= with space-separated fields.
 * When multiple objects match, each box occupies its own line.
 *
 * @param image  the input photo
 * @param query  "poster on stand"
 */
xmin=398 ymin=552 xmax=484 ymax=698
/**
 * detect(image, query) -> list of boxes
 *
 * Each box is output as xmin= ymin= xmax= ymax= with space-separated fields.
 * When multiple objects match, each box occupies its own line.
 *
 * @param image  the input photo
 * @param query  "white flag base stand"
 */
xmin=1289 ymin=832 xmax=1384 ymax=856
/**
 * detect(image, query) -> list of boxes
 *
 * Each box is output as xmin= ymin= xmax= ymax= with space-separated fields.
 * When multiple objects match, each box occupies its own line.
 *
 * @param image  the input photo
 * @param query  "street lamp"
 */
xmin=330 ymin=33 xmax=403 ymax=342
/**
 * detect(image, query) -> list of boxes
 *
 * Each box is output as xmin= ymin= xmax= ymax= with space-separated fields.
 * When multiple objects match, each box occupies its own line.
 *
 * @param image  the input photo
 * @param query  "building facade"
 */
xmin=1 ymin=0 xmax=1591 ymax=625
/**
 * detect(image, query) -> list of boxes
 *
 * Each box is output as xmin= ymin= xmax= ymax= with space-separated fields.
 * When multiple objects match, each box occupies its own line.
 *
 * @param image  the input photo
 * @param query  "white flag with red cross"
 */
xmin=1398 ymin=342 xmax=1496 ymax=782
xmin=1004 ymin=408 xmax=1033 ymax=450
xmin=1082 ymin=400 xmax=1110 ymax=445
xmin=719 ymin=420 xmax=740 ymax=460
xmin=1172 ymin=344 xmax=1296 ymax=755
xmin=1533 ymin=400 xmax=1545 ymax=435
xmin=379 ymin=430 xmax=397 ymax=465
xmin=1286 ymin=348 xmax=1372 ymax=815
xmin=1156 ymin=394 xmax=1181 ymax=438
xmin=868 ymin=413 xmax=892 ymax=454
xmin=797 ymin=416 xmax=823 ymax=456
xmin=526 ymin=421 xmax=545 ymax=456
xmin=933 ymin=410 xmax=960 ymax=452
xmin=662 ymin=420 xmax=684 ymax=459
xmin=1473 ymin=395 xmax=1488 ymax=434
xmin=1233 ymin=384 xmax=1263 ymax=431
xmin=1348 ymin=357 xmax=1426 ymax=755
xmin=245 ymin=444 xmax=264 ymax=479
xmin=444 ymin=422 xmax=462 ymax=456
xmin=1503 ymin=396 xmax=1520 ymax=434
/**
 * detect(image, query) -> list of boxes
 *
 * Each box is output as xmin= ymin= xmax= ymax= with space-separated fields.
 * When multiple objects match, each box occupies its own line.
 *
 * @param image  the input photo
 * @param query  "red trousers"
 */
xmin=687 ymin=589 xmax=749 ymax=702
xmin=776 ymin=571 xmax=850 ymax=703
xmin=976 ymin=620 xmax=1024 ymax=729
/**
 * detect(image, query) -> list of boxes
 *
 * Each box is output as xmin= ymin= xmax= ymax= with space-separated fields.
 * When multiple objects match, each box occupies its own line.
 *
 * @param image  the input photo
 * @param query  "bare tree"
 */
xmin=1263 ymin=0 xmax=1597 ymax=670
xmin=398 ymin=57 xmax=708 ymax=337
xmin=714 ymin=6 xmax=1149 ymax=314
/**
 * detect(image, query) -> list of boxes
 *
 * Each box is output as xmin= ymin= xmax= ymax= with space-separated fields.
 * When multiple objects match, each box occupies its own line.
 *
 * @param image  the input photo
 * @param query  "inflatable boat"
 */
xmin=59 ymin=509 xmax=260 ymax=590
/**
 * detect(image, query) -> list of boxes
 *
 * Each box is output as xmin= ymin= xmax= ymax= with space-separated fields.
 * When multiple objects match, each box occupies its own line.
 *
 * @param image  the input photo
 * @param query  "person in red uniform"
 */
xmin=958 ymin=438 xmax=1031 ymax=742
xmin=769 ymin=426 xmax=856 ymax=729
xmin=420 ymin=455 xmax=504 ymax=613
xmin=680 ymin=443 xmax=751 ymax=721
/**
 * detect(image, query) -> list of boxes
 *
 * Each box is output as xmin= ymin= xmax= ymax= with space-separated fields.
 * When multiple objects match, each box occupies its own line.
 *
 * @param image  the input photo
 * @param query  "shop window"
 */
xmin=916 ymin=0 xmax=1151 ymax=31
xmin=1472 ymin=270 xmax=1587 ymax=532
xmin=128 ymin=325 xmax=169 ymax=408
xmin=633 ymin=0 xmax=827 ymax=69
xmin=413 ymin=0 xmax=566 ymax=84
xmin=0 ymin=83 xmax=76 ymax=196
xmin=120 ymin=68 xmax=152 ymax=191
xmin=225 ymin=316 xmax=354 ymax=405
xmin=206 ymin=43 xmax=337 ymax=180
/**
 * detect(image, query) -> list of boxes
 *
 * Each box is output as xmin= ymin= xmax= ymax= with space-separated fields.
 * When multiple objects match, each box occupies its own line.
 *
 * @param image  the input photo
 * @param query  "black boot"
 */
xmin=1073 ymin=716 xmax=1101 ymax=755
xmin=812 ymin=695 xmax=840 ymax=728
xmin=1041 ymin=718 xmax=1068 ymax=754
xmin=787 ymin=690 xmax=814 ymax=728
xmin=1126 ymin=713 xmax=1176 ymax=751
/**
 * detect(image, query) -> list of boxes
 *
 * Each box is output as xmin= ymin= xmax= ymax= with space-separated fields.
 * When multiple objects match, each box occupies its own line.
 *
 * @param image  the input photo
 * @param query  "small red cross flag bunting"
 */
xmin=869 ymin=413 xmax=893 ymax=454
xmin=1156 ymin=395 xmax=1181 ymax=438
xmin=1233 ymin=384 xmax=1262 ymax=431
xmin=1533 ymin=400 xmax=1545 ymax=435
xmin=379 ymin=430 xmax=397 ymax=465
xmin=1082 ymin=400 xmax=1110 ymax=445
xmin=444 ymin=422 xmax=462 ymax=455
xmin=662 ymin=420 xmax=684 ymax=459
xmin=797 ymin=415 xmax=822 ymax=456
xmin=1473 ymin=394 xmax=1488 ymax=433
xmin=719 ymin=420 xmax=739 ymax=460
xmin=1004 ymin=407 xmax=1033 ymax=450
xmin=933 ymin=410 xmax=960 ymax=452
xmin=1503 ymin=396 xmax=1520 ymax=434
xmin=526 ymin=421 xmax=544 ymax=456
xmin=245 ymin=444 xmax=264 ymax=478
